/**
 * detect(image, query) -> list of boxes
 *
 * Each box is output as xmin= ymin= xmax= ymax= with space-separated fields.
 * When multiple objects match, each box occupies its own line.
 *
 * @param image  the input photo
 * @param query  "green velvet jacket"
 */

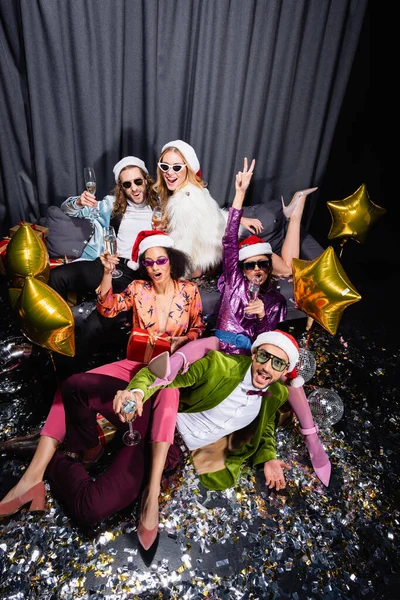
xmin=127 ymin=350 xmax=289 ymax=490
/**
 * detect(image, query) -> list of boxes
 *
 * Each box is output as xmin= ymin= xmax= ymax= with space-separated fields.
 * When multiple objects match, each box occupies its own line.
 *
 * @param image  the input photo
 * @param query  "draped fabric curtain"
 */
xmin=0 ymin=0 xmax=367 ymax=238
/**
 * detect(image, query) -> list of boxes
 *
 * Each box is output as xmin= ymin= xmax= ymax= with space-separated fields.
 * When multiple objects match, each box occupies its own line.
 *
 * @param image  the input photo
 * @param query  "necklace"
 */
xmin=155 ymin=283 xmax=175 ymax=322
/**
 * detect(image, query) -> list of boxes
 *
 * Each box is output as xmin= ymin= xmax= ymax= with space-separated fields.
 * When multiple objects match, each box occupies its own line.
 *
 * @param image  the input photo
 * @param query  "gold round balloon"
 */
xmin=5 ymin=223 xmax=50 ymax=287
xmin=16 ymin=276 xmax=75 ymax=357
xmin=292 ymin=246 xmax=361 ymax=335
xmin=327 ymin=184 xmax=386 ymax=245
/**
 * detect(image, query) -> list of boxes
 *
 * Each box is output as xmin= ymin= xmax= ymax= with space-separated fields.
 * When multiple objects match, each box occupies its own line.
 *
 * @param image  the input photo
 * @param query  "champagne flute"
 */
xmin=121 ymin=398 xmax=141 ymax=446
xmin=151 ymin=205 xmax=163 ymax=230
xmin=103 ymin=225 xmax=123 ymax=278
xmin=84 ymin=167 xmax=99 ymax=221
xmin=246 ymin=275 xmax=261 ymax=319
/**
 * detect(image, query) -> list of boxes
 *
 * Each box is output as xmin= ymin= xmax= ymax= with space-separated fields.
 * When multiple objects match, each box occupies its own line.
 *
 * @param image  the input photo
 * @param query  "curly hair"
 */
xmin=111 ymin=166 xmax=159 ymax=217
xmin=153 ymin=146 xmax=206 ymax=209
xmin=136 ymin=246 xmax=193 ymax=281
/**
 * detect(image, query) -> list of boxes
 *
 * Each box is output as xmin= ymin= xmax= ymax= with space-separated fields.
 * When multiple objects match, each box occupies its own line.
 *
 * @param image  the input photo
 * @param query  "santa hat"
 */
xmin=127 ymin=230 xmax=175 ymax=271
xmin=251 ymin=330 xmax=304 ymax=387
xmin=238 ymin=235 xmax=272 ymax=262
xmin=161 ymin=140 xmax=201 ymax=176
xmin=113 ymin=156 xmax=148 ymax=182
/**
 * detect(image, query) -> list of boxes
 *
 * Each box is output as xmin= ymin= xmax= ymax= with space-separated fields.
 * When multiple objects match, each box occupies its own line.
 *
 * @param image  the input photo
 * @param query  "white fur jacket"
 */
xmin=166 ymin=183 xmax=229 ymax=275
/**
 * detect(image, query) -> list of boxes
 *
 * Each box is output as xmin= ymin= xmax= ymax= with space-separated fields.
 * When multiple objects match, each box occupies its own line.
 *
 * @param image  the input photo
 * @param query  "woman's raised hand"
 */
xmin=235 ymin=157 xmax=256 ymax=193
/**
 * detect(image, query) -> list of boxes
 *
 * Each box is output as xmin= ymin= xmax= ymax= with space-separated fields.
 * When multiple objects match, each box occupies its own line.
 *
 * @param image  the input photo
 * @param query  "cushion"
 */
xmin=242 ymin=199 xmax=286 ymax=253
xmin=43 ymin=206 xmax=94 ymax=259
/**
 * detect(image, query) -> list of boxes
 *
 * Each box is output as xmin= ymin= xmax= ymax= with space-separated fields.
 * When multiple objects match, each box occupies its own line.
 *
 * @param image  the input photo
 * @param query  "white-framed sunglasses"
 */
xmin=158 ymin=162 xmax=187 ymax=173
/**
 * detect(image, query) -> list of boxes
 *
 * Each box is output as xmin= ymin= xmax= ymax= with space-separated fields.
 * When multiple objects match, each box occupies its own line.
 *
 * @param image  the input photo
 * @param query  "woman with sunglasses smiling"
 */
xmin=153 ymin=140 xmax=262 ymax=278
xmin=148 ymin=159 xmax=330 ymax=487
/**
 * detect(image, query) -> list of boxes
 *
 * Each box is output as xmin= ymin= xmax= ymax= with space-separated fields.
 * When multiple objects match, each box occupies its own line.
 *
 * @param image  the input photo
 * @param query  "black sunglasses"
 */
xmin=254 ymin=349 xmax=289 ymax=372
xmin=242 ymin=259 xmax=271 ymax=271
xmin=121 ymin=178 xmax=144 ymax=189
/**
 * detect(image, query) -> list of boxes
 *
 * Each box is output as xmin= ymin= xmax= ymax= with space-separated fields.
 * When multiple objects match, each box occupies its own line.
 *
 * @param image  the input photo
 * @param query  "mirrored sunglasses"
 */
xmin=255 ymin=349 xmax=289 ymax=372
xmin=242 ymin=259 xmax=271 ymax=271
xmin=121 ymin=178 xmax=144 ymax=189
xmin=158 ymin=162 xmax=187 ymax=173
xmin=142 ymin=256 xmax=169 ymax=268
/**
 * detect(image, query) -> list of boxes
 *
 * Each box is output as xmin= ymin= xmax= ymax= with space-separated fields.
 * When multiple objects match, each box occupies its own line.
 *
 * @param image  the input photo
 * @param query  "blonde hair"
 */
xmin=153 ymin=147 xmax=206 ymax=209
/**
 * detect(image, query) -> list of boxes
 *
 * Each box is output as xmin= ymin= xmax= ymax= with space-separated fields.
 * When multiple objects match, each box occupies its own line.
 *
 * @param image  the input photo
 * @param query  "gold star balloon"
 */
xmin=5 ymin=223 xmax=50 ymax=287
xmin=292 ymin=246 xmax=361 ymax=335
xmin=327 ymin=184 xmax=386 ymax=248
xmin=14 ymin=276 xmax=75 ymax=357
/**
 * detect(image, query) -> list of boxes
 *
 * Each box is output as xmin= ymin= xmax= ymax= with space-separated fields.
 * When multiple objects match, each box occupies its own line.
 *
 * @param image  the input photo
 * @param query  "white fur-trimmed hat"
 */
xmin=251 ymin=330 xmax=304 ymax=387
xmin=127 ymin=230 xmax=175 ymax=271
xmin=113 ymin=156 xmax=148 ymax=182
xmin=238 ymin=235 xmax=272 ymax=261
xmin=161 ymin=140 xmax=201 ymax=174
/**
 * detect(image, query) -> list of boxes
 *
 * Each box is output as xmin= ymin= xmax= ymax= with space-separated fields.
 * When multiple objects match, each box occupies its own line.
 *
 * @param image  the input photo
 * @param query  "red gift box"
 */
xmin=0 ymin=238 xmax=10 ymax=276
xmin=126 ymin=327 xmax=170 ymax=364
xmin=9 ymin=222 xmax=49 ymax=240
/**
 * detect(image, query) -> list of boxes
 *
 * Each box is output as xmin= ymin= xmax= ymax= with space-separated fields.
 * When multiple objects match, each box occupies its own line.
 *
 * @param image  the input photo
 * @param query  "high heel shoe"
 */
xmin=137 ymin=521 xmax=159 ymax=551
xmin=137 ymin=489 xmax=159 ymax=551
xmin=148 ymin=351 xmax=189 ymax=387
xmin=300 ymin=424 xmax=331 ymax=487
xmin=281 ymin=187 xmax=318 ymax=219
xmin=0 ymin=482 xmax=46 ymax=517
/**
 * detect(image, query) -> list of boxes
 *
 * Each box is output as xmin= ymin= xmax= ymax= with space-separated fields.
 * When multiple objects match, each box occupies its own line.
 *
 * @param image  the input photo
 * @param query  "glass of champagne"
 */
xmin=246 ymin=275 xmax=261 ymax=319
xmin=84 ymin=167 xmax=99 ymax=221
xmin=103 ymin=225 xmax=123 ymax=278
xmin=151 ymin=205 xmax=163 ymax=230
xmin=121 ymin=398 xmax=141 ymax=446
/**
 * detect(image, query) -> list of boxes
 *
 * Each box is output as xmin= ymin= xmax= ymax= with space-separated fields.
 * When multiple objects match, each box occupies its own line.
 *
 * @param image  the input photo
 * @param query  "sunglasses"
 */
xmin=254 ymin=349 xmax=289 ymax=372
xmin=158 ymin=162 xmax=187 ymax=173
xmin=142 ymin=256 xmax=169 ymax=268
xmin=242 ymin=259 xmax=271 ymax=271
xmin=121 ymin=178 xmax=144 ymax=189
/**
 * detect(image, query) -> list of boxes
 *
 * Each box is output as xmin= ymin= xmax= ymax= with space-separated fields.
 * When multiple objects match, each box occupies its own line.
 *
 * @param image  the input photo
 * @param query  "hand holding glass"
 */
xmin=84 ymin=167 xmax=99 ymax=221
xmin=246 ymin=276 xmax=261 ymax=319
xmin=122 ymin=398 xmax=141 ymax=446
xmin=103 ymin=226 xmax=123 ymax=278
xmin=151 ymin=206 xmax=163 ymax=230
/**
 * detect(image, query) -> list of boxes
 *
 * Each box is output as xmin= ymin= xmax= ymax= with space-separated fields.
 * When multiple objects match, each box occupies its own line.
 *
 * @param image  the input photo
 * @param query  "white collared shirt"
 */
xmin=176 ymin=366 xmax=268 ymax=450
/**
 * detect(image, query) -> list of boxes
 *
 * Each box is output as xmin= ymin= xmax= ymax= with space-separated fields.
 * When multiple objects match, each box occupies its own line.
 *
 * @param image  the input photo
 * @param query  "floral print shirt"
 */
xmin=96 ymin=279 xmax=205 ymax=341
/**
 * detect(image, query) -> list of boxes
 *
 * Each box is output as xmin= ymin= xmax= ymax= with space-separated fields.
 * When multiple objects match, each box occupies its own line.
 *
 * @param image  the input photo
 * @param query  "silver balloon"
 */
xmin=307 ymin=388 xmax=344 ymax=427
xmin=297 ymin=348 xmax=316 ymax=383
xmin=0 ymin=337 xmax=33 ymax=375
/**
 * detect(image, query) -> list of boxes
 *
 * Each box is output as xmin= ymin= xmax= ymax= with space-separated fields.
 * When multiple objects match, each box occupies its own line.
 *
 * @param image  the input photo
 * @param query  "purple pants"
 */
xmin=45 ymin=372 xmax=181 ymax=526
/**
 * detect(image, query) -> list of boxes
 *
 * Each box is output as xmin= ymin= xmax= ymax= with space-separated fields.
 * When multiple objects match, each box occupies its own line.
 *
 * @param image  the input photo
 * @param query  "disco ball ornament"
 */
xmin=297 ymin=348 xmax=316 ymax=383
xmin=307 ymin=388 xmax=344 ymax=427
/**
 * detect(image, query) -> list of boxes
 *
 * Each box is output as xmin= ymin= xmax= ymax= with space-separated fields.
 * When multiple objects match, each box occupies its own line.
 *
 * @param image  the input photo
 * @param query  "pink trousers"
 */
xmin=41 ymin=359 xmax=179 ymax=445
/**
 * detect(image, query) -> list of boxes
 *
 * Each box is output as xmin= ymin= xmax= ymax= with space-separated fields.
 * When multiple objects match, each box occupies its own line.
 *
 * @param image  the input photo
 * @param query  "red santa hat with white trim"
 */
xmin=251 ymin=329 xmax=304 ymax=387
xmin=161 ymin=140 xmax=201 ymax=177
xmin=238 ymin=235 xmax=272 ymax=261
xmin=127 ymin=230 xmax=175 ymax=271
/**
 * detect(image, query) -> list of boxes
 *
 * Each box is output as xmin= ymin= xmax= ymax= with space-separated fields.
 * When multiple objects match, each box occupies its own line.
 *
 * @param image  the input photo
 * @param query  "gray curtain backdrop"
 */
xmin=0 ymin=0 xmax=368 ymax=237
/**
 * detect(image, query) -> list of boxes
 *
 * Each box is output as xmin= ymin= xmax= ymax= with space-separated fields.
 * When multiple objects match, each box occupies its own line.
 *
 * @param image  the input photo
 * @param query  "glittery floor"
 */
xmin=0 ymin=264 xmax=399 ymax=600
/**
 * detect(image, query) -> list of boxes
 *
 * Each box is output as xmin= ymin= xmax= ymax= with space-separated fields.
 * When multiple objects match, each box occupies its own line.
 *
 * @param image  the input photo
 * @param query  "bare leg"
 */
xmin=140 ymin=441 xmax=170 ymax=530
xmin=0 ymin=436 xmax=58 ymax=504
xmin=280 ymin=187 xmax=318 ymax=269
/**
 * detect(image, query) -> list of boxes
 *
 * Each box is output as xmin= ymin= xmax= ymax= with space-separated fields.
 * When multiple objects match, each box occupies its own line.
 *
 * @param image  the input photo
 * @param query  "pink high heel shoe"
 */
xmin=300 ymin=424 xmax=331 ymax=487
xmin=0 ymin=482 xmax=46 ymax=517
xmin=281 ymin=187 xmax=318 ymax=219
xmin=148 ymin=351 xmax=189 ymax=387
xmin=137 ymin=488 xmax=159 ymax=551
